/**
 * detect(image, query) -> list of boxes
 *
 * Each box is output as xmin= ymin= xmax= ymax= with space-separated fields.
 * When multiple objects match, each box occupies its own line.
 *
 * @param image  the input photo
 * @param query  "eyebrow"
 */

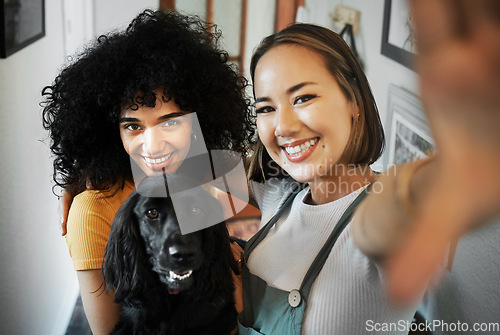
xmin=255 ymin=82 xmax=317 ymax=104
xmin=119 ymin=112 xmax=188 ymax=123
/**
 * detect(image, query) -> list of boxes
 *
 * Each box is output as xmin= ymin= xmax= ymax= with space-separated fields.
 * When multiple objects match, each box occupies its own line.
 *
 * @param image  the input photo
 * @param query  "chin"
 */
xmin=283 ymin=165 xmax=316 ymax=183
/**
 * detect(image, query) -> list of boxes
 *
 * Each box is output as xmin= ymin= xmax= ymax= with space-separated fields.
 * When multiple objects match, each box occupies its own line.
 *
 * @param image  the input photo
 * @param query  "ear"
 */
xmin=102 ymin=191 xmax=153 ymax=303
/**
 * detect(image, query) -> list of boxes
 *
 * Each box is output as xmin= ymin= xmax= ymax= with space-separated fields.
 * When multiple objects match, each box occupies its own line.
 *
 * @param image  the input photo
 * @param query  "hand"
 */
xmin=386 ymin=0 xmax=500 ymax=303
xmin=58 ymin=180 xmax=94 ymax=236
xmin=58 ymin=190 xmax=74 ymax=236
xmin=386 ymin=149 xmax=500 ymax=303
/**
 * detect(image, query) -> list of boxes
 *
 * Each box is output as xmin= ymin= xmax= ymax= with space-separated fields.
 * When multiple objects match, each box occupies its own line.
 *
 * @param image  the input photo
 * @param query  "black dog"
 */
xmin=103 ymin=174 xmax=238 ymax=335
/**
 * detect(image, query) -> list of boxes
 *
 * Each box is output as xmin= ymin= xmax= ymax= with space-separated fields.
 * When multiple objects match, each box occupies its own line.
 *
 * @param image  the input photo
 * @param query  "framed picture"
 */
xmin=0 ymin=0 xmax=45 ymax=58
xmin=384 ymin=84 xmax=434 ymax=168
xmin=381 ymin=0 xmax=415 ymax=70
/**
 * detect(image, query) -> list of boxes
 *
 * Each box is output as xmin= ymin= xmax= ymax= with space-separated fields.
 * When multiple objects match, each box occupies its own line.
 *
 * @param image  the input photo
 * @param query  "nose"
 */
xmin=168 ymin=244 xmax=196 ymax=265
xmin=274 ymin=106 xmax=301 ymax=138
xmin=142 ymin=125 xmax=165 ymax=155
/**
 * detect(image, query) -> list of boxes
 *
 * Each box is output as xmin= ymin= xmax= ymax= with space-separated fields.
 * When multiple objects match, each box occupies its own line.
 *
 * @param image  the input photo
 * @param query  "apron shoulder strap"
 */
xmin=300 ymin=184 xmax=372 ymax=302
xmin=244 ymin=182 xmax=304 ymax=262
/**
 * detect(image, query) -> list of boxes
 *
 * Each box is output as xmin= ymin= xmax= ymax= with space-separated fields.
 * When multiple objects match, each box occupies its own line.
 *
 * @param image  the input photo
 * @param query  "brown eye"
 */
xmin=192 ymin=206 xmax=201 ymax=216
xmin=146 ymin=208 xmax=158 ymax=219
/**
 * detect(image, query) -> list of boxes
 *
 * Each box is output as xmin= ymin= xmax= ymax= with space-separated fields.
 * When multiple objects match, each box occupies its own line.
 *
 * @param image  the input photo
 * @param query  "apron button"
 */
xmin=288 ymin=289 xmax=301 ymax=307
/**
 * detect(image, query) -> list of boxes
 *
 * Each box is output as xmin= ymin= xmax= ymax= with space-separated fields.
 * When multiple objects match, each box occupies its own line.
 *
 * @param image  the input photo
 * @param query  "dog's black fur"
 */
xmin=103 ymin=174 xmax=238 ymax=335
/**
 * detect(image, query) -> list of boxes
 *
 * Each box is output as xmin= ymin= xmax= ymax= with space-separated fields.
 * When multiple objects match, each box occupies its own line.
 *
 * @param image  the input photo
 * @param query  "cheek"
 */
xmin=176 ymin=126 xmax=193 ymax=155
xmin=256 ymin=117 xmax=275 ymax=147
xmin=120 ymin=132 xmax=144 ymax=160
xmin=120 ymin=131 xmax=132 ymax=155
xmin=139 ymin=222 xmax=155 ymax=247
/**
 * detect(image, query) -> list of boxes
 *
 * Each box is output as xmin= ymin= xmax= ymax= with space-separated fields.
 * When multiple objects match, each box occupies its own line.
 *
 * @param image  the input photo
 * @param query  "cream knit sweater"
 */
xmin=247 ymin=178 xmax=416 ymax=335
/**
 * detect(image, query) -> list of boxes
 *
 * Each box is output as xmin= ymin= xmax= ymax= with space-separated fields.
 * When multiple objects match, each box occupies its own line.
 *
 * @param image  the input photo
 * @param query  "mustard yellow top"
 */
xmin=66 ymin=181 xmax=135 ymax=270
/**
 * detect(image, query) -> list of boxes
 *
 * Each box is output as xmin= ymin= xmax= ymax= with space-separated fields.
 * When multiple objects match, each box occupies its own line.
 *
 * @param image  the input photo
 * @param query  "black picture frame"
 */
xmin=0 ymin=0 xmax=45 ymax=58
xmin=380 ymin=0 xmax=415 ymax=71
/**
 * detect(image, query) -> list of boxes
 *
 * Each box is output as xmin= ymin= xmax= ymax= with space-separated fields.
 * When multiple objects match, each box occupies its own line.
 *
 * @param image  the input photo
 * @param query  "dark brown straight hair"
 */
xmin=248 ymin=23 xmax=385 ymax=181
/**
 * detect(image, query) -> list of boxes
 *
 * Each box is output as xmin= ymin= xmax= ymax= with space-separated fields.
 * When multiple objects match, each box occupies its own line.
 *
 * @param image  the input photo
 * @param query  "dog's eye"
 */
xmin=191 ymin=206 xmax=201 ymax=216
xmin=146 ymin=208 xmax=159 ymax=219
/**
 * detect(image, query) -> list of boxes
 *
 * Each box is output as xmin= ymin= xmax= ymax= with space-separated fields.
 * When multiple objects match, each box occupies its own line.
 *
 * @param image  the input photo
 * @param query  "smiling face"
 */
xmin=119 ymin=95 xmax=193 ymax=176
xmin=254 ymin=44 xmax=357 ymax=183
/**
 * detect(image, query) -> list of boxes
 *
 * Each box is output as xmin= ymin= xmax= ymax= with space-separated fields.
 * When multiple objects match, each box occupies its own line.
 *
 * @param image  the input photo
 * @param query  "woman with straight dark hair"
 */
xmin=239 ymin=23 xmax=416 ymax=334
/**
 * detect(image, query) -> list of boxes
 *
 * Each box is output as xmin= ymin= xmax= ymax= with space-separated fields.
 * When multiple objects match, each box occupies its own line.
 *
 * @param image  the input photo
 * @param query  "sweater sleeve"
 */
xmin=65 ymin=191 xmax=118 ymax=270
xmin=65 ymin=182 xmax=134 ymax=271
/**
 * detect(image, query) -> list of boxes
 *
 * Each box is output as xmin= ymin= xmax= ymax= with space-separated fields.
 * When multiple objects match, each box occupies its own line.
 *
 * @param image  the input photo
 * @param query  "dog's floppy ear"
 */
xmin=103 ymin=190 xmax=154 ymax=304
xmin=194 ymin=222 xmax=236 ymax=301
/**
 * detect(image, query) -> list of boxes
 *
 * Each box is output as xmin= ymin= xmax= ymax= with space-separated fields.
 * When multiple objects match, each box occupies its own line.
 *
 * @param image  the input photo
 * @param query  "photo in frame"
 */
xmin=381 ymin=0 xmax=416 ymax=70
xmin=384 ymin=84 xmax=434 ymax=168
xmin=0 ymin=0 xmax=45 ymax=58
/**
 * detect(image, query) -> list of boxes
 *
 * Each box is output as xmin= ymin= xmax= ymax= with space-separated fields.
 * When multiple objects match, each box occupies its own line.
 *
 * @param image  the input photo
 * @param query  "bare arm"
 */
xmin=375 ymin=0 xmax=500 ymax=304
xmin=352 ymin=160 xmax=436 ymax=261
xmin=351 ymin=166 xmax=410 ymax=261
xmin=77 ymin=269 xmax=120 ymax=335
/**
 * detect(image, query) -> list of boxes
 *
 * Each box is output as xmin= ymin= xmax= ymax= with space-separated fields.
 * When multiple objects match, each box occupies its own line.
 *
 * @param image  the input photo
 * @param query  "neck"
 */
xmin=307 ymin=164 xmax=376 ymax=205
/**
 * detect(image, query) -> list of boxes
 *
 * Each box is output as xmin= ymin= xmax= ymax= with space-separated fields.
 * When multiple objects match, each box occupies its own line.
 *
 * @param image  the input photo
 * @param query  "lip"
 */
xmin=281 ymin=137 xmax=319 ymax=163
xmin=141 ymin=152 xmax=175 ymax=172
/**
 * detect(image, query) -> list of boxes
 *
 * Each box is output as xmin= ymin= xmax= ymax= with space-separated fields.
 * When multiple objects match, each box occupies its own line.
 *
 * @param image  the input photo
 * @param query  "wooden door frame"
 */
xmin=159 ymin=0 xmax=175 ymax=10
xmin=159 ymin=0 xmax=247 ymax=76
xmin=275 ymin=0 xmax=304 ymax=32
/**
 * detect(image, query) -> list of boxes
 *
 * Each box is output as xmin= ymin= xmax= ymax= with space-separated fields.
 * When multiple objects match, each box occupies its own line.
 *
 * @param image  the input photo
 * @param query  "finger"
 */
xmin=86 ymin=179 xmax=95 ymax=190
xmin=60 ymin=190 xmax=74 ymax=236
xmin=61 ymin=203 xmax=68 ymax=236
xmin=58 ymin=197 xmax=67 ymax=236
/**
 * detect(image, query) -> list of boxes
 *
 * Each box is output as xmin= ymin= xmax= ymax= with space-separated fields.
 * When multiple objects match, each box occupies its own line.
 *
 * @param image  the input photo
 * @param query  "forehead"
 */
xmin=253 ymin=44 xmax=335 ymax=94
xmin=120 ymin=87 xmax=184 ymax=114
xmin=121 ymin=98 xmax=179 ymax=113
xmin=257 ymin=44 xmax=326 ymax=72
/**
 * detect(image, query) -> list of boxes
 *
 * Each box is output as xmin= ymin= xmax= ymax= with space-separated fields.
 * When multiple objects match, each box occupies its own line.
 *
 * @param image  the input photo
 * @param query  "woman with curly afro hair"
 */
xmin=42 ymin=10 xmax=253 ymax=334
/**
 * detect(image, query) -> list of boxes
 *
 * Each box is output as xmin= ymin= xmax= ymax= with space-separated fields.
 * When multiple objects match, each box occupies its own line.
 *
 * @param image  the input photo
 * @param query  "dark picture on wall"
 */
xmin=0 ymin=0 xmax=45 ymax=58
xmin=381 ymin=0 xmax=416 ymax=70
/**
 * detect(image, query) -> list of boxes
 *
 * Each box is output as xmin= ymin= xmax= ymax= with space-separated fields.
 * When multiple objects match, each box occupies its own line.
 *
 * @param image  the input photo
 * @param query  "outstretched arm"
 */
xmin=354 ymin=0 xmax=500 ymax=304
xmin=386 ymin=0 xmax=500 ymax=303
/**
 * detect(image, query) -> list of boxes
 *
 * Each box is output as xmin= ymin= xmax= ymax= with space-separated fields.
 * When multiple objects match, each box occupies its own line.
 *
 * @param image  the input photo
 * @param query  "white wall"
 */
xmin=0 ymin=0 xmax=77 ymax=334
xmin=94 ymin=0 xmax=158 ymax=36
xmin=0 ymin=1 xmax=158 ymax=334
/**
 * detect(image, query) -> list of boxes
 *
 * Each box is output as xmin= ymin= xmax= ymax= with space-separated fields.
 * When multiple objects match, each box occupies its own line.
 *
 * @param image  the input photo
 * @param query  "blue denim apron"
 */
xmin=238 ymin=185 xmax=371 ymax=335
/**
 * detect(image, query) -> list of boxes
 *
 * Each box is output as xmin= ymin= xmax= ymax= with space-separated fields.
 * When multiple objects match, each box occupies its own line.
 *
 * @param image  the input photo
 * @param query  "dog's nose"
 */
xmin=168 ymin=245 xmax=195 ymax=264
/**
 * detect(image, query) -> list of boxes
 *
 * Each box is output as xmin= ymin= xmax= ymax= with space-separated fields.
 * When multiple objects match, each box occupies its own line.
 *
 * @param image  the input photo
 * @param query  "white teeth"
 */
xmin=168 ymin=270 xmax=193 ymax=281
xmin=284 ymin=138 xmax=318 ymax=156
xmin=144 ymin=153 xmax=172 ymax=164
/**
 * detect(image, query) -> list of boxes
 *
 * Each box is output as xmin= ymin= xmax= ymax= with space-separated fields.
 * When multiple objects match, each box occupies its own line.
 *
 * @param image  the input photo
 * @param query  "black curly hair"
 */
xmin=42 ymin=10 xmax=254 ymax=194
